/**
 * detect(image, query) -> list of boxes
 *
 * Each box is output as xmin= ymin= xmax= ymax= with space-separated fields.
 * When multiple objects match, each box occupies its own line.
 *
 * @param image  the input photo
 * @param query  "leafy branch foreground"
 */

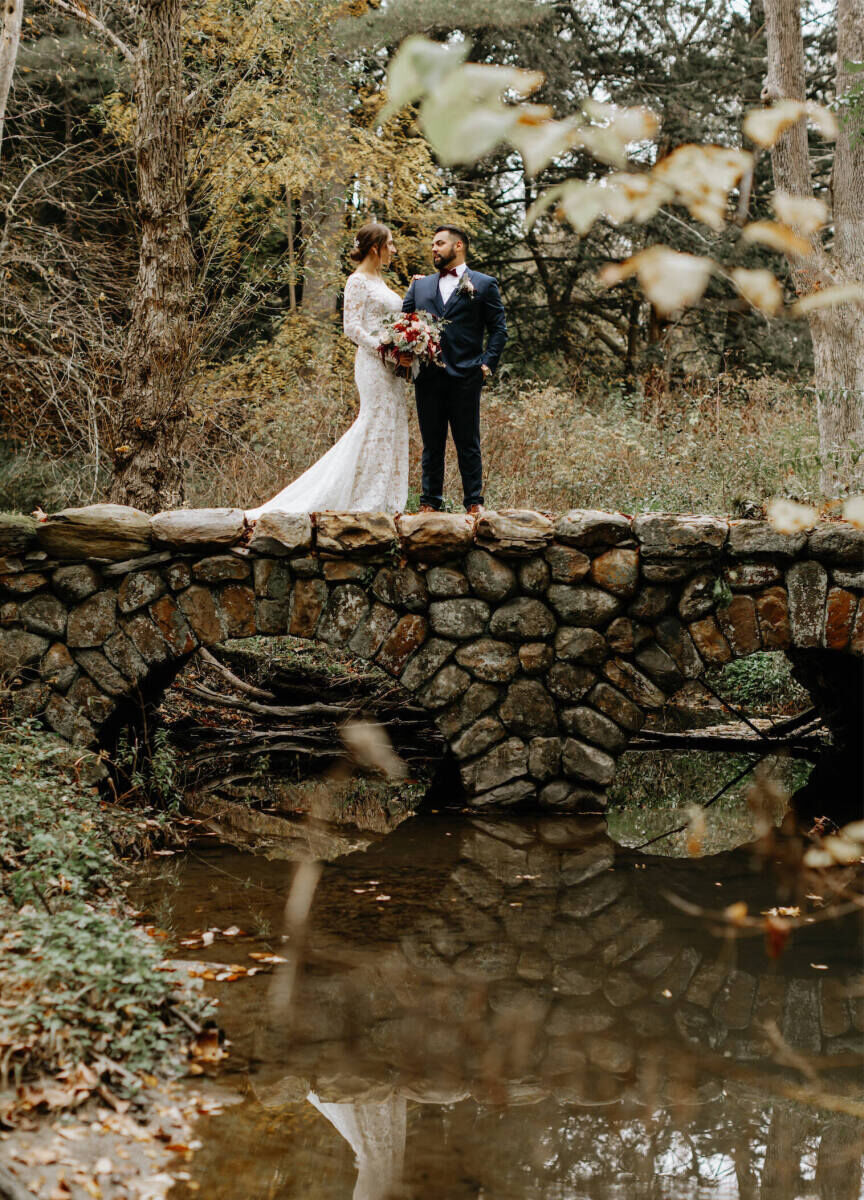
xmin=0 ymin=722 xmax=210 ymax=1118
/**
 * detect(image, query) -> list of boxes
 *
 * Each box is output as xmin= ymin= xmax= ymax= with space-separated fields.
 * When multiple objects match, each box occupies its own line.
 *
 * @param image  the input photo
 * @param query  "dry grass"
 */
xmin=1 ymin=324 xmax=819 ymax=516
xmin=188 ymin=367 xmax=819 ymax=515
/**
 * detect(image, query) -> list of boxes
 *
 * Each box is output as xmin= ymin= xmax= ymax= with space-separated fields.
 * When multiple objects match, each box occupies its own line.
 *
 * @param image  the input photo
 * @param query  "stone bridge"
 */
xmin=1 ymin=504 xmax=861 ymax=813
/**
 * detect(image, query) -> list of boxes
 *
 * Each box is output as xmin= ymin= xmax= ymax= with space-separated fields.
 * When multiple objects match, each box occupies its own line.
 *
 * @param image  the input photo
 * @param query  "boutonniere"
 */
xmin=455 ymin=274 xmax=476 ymax=300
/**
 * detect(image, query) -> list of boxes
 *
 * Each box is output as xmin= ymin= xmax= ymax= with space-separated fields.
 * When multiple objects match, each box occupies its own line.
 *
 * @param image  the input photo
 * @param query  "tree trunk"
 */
xmin=109 ymin=0 xmax=195 ymax=511
xmin=762 ymin=0 xmax=811 ymax=196
xmin=763 ymin=0 xmax=864 ymax=494
xmin=0 ymin=0 xmax=23 ymax=157
xmin=810 ymin=0 xmax=864 ymax=494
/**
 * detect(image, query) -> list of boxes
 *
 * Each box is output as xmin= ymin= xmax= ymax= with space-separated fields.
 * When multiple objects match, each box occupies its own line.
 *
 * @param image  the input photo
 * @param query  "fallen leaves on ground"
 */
xmin=0 ymin=1084 xmax=226 ymax=1200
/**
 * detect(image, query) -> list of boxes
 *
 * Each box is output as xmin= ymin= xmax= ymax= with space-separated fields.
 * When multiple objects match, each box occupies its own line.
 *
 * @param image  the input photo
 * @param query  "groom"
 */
xmin=402 ymin=226 xmax=507 ymax=515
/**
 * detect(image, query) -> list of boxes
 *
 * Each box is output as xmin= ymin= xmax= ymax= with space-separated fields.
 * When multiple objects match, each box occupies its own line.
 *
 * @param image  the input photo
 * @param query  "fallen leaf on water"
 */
xmin=820 ymin=834 xmax=863 ymax=864
xmin=764 ymin=914 xmax=790 ymax=959
xmin=841 ymin=818 xmax=864 ymax=841
xmin=724 ymin=901 xmax=748 ymax=924
xmin=811 ymin=963 xmax=829 ymax=970
xmin=374 ymin=894 xmax=392 ymax=902
xmin=686 ymin=805 xmax=706 ymax=857
xmin=248 ymin=953 xmax=287 ymax=964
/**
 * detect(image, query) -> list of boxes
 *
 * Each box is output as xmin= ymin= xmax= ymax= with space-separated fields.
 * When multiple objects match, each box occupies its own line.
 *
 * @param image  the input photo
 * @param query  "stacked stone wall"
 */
xmin=0 ymin=505 xmax=861 ymax=810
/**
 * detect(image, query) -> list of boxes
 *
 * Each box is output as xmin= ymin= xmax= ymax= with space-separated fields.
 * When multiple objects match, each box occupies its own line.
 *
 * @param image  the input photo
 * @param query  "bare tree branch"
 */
xmin=45 ymin=0 xmax=135 ymax=63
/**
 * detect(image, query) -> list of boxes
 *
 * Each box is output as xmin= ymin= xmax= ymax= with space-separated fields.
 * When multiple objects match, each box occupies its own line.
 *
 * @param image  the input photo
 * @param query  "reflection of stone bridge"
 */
xmin=172 ymin=815 xmax=864 ymax=1199
xmin=1 ymin=504 xmax=861 ymax=811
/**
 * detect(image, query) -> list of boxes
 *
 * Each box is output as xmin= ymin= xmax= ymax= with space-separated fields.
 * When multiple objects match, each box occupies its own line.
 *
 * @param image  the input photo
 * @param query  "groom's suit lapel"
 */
xmin=442 ymin=267 xmax=476 ymax=317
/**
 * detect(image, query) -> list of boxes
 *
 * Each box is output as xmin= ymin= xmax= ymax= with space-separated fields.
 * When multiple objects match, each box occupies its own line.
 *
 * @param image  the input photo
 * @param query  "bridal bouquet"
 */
xmin=377 ymin=310 xmax=446 ymax=380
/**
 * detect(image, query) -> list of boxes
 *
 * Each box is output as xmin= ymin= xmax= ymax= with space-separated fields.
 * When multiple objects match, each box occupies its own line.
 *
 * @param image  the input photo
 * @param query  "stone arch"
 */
xmin=0 ymin=505 xmax=861 ymax=813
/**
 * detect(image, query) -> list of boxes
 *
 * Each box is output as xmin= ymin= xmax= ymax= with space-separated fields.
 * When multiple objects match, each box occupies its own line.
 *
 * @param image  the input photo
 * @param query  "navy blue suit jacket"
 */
xmin=402 ymin=268 xmax=507 ymax=381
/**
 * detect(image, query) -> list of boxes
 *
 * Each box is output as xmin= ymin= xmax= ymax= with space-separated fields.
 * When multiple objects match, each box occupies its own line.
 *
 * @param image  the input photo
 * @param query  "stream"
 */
xmin=134 ymin=778 xmax=864 ymax=1200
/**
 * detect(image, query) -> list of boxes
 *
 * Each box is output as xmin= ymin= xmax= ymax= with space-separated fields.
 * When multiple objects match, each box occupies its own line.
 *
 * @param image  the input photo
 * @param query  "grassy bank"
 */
xmin=0 ymin=721 xmax=208 ymax=1121
xmin=2 ymin=370 xmax=819 ymax=515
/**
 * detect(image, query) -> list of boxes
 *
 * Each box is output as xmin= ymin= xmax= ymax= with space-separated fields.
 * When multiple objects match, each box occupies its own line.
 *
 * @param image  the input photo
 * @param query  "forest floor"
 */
xmin=0 ymin=722 xmax=226 ymax=1199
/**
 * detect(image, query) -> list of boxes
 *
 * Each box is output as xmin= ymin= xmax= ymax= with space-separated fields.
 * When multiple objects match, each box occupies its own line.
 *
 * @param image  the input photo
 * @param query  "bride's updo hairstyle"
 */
xmin=349 ymin=221 xmax=391 ymax=264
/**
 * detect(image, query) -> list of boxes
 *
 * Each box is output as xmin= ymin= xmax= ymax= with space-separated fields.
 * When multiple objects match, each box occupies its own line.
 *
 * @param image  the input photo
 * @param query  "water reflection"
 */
xmin=148 ymin=814 xmax=864 ymax=1199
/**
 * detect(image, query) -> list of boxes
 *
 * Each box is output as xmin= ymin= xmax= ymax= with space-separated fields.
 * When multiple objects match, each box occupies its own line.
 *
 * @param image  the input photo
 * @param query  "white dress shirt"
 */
xmin=437 ymin=261 xmax=467 ymax=307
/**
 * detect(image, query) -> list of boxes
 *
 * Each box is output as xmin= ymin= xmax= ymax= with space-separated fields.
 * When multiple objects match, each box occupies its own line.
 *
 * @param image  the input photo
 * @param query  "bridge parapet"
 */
xmin=1 ymin=505 xmax=861 ymax=811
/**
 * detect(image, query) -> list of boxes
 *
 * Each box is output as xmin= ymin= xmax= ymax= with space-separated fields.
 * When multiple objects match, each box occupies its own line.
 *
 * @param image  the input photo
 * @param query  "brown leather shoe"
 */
xmin=466 ymin=504 xmax=485 ymax=516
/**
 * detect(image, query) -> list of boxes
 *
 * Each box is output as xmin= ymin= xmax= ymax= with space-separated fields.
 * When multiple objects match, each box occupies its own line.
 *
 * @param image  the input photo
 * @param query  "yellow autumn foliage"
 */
xmin=104 ymin=0 xmax=483 ymax=417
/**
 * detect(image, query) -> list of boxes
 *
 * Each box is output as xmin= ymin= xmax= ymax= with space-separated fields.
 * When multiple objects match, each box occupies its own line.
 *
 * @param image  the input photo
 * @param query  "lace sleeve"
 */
xmin=343 ymin=276 xmax=381 ymax=352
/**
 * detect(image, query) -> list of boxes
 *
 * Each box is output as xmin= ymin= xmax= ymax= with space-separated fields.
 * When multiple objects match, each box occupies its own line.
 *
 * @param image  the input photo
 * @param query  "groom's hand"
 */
xmin=480 ymin=364 xmax=492 ymax=379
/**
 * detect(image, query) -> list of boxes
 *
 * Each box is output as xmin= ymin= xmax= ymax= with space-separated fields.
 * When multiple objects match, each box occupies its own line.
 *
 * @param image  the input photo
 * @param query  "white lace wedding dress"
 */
xmin=246 ymin=272 xmax=410 ymax=518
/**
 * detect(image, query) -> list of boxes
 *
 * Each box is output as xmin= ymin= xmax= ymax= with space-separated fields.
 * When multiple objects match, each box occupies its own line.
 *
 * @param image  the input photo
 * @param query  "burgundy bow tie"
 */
xmin=439 ymin=268 xmax=458 ymax=278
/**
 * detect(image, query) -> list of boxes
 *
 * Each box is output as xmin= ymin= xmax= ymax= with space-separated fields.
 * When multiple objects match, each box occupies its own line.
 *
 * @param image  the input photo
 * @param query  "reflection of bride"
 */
xmin=307 ymin=1092 xmax=406 ymax=1200
xmin=245 ymin=223 xmax=410 ymax=519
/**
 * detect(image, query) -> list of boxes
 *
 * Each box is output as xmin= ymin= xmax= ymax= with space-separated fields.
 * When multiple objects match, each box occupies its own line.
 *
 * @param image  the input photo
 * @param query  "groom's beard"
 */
xmin=432 ymin=248 xmax=457 ymax=270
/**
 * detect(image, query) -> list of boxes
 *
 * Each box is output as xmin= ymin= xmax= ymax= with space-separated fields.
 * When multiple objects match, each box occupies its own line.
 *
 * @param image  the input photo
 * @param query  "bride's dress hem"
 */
xmin=247 ymin=274 xmax=410 ymax=520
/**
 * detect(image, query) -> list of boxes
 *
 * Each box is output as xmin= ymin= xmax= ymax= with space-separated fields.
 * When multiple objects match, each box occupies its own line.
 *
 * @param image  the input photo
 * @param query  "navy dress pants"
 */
xmin=414 ymin=369 xmax=484 ymax=510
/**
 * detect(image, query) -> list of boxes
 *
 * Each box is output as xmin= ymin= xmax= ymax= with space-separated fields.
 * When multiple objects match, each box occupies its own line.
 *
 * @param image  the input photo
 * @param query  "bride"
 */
xmin=246 ymin=222 xmax=410 ymax=519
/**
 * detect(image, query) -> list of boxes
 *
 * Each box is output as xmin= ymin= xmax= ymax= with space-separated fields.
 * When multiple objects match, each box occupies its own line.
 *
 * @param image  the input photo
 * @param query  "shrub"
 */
xmin=0 ymin=722 xmax=208 ymax=1090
